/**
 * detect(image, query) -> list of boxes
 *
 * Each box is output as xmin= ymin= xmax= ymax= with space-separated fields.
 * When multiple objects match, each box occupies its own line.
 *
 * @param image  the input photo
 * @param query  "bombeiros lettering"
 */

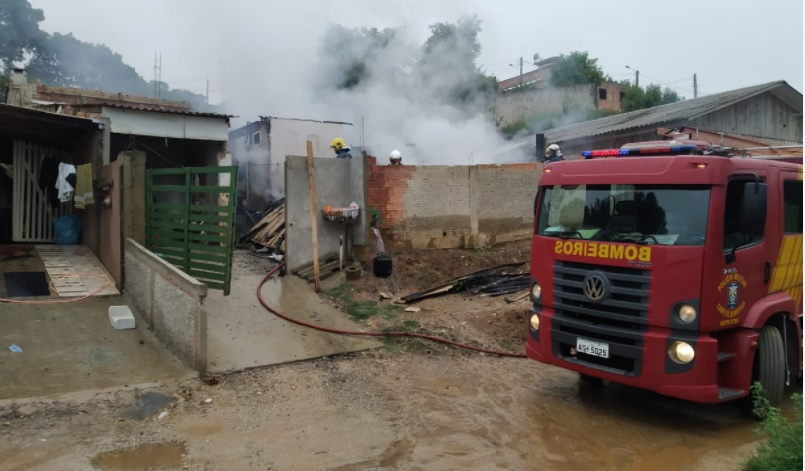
xmin=554 ymin=240 xmax=651 ymax=262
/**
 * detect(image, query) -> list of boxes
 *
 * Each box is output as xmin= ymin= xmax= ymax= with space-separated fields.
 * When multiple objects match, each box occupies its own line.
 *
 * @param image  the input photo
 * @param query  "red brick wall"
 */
xmin=368 ymin=159 xmax=543 ymax=250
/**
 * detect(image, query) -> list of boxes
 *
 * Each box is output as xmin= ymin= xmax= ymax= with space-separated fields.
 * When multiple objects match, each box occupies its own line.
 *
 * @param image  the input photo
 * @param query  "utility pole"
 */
xmin=206 ymin=79 xmax=210 ymax=104
xmin=693 ymin=73 xmax=698 ymax=98
xmin=626 ymin=65 xmax=639 ymax=87
xmin=519 ymin=56 xmax=524 ymax=87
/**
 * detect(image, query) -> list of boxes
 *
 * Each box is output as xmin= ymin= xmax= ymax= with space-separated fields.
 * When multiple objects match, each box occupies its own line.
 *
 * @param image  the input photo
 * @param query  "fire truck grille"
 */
xmin=551 ymin=261 xmax=651 ymax=376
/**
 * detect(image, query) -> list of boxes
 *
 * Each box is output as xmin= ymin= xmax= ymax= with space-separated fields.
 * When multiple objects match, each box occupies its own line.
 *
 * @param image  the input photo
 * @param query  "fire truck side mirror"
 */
xmin=739 ymin=182 xmax=768 ymax=237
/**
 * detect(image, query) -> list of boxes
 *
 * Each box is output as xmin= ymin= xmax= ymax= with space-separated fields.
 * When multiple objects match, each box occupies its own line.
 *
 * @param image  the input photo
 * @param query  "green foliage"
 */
xmin=320 ymin=16 xmax=497 ymax=109
xmin=620 ymin=82 xmax=683 ymax=112
xmin=27 ymin=33 xmax=205 ymax=104
xmin=0 ymin=0 xmax=46 ymax=71
xmin=744 ymin=383 xmax=803 ymax=471
xmin=550 ymin=51 xmax=609 ymax=87
xmin=327 ymin=283 xmax=401 ymax=322
xmin=320 ymin=25 xmax=399 ymax=90
xmin=422 ymin=15 xmax=482 ymax=67
xmin=0 ymin=2 xmax=204 ymax=104
xmin=419 ymin=15 xmax=497 ymax=108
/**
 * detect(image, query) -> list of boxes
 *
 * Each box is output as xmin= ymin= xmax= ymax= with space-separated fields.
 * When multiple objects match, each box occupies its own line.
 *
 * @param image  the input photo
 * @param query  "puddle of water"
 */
xmin=91 ymin=442 xmax=186 ymax=470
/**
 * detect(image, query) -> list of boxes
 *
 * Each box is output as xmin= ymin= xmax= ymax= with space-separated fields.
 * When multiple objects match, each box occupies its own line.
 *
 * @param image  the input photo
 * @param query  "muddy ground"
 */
xmin=0 ymin=241 xmax=773 ymax=470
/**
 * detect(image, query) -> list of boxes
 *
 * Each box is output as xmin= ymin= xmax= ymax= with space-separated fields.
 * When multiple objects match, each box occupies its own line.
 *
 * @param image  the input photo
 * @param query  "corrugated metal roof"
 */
xmin=69 ymin=102 xmax=234 ymax=119
xmin=545 ymin=80 xmax=802 ymax=143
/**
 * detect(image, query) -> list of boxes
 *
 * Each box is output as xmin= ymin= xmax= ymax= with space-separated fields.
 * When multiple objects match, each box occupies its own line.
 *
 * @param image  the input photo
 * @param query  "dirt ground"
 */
xmin=0 ymin=241 xmax=772 ymax=471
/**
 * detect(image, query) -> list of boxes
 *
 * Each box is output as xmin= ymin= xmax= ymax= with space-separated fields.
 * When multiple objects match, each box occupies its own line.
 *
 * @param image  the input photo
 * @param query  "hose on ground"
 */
xmin=257 ymin=263 xmax=528 ymax=358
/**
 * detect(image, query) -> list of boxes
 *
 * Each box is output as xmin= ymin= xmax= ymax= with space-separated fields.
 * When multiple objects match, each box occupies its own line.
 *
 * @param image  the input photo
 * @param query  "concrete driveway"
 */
xmin=204 ymin=253 xmax=380 ymax=374
xmin=0 ymin=296 xmax=192 ymax=401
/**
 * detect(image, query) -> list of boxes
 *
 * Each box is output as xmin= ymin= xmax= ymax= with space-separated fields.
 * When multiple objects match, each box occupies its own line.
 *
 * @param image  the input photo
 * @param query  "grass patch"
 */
xmin=326 ymin=283 xmax=401 ymax=323
xmin=381 ymin=320 xmax=449 ymax=353
xmin=743 ymin=383 xmax=803 ymax=471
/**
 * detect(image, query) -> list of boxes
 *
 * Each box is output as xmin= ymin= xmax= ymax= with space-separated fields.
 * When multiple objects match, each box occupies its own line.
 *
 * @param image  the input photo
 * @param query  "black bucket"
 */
xmin=373 ymin=253 xmax=392 ymax=277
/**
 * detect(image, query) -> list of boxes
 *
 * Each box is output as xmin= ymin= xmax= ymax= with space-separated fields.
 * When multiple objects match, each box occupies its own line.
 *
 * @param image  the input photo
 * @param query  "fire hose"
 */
xmin=257 ymin=263 xmax=528 ymax=358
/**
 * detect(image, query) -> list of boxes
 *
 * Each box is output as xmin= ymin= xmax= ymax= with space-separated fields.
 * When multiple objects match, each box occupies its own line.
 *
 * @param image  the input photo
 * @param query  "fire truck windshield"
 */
xmin=536 ymin=184 xmax=711 ymax=246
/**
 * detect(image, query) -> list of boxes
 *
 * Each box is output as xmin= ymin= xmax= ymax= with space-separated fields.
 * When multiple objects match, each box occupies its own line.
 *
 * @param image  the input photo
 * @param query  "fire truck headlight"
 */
xmin=529 ymin=313 xmax=540 ymax=331
xmin=678 ymin=305 xmax=697 ymax=324
xmin=531 ymin=282 xmax=542 ymax=301
xmin=669 ymin=341 xmax=695 ymax=364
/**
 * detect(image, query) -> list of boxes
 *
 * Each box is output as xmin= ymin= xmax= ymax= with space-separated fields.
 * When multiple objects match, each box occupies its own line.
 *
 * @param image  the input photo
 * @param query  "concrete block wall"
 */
xmin=285 ymin=155 xmax=368 ymax=272
xmin=476 ymin=163 xmax=543 ymax=245
xmin=123 ymin=239 xmax=207 ymax=374
xmin=368 ymin=160 xmax=542 ymax=250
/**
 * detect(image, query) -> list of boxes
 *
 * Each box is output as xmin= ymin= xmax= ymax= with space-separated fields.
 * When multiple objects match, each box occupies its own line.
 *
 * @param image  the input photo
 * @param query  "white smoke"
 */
xmin=218 ymin=14 xmax=530 ymax=166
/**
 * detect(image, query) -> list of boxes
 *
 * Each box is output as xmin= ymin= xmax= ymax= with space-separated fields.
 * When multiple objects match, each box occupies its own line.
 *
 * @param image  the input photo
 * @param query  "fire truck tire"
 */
xmin=748 ymin=325 xmax=786 ymax=414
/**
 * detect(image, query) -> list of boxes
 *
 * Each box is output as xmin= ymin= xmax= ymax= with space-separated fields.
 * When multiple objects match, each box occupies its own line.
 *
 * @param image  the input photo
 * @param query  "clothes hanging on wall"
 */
xmin=56 ymin=162 xmax=76 ymax=203
xmin=39 ymin=155 xmax=60 ymax=209
xmin=74 ymin=163 xmax=95 ymax=209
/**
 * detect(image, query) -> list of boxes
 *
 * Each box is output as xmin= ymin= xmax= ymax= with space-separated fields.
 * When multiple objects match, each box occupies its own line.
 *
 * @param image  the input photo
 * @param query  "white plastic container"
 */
xmin=108 ymin=305 xmax=136 ymax=330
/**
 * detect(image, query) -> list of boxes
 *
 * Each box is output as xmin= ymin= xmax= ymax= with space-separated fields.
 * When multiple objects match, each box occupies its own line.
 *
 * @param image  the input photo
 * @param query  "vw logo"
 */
xmin=583 ymin=273 xmax=608 ymax=302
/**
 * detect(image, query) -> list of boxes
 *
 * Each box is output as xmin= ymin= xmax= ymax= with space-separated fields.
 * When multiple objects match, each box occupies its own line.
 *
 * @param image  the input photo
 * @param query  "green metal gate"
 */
xmin=145 ymin=166 xmax=238 ymax=295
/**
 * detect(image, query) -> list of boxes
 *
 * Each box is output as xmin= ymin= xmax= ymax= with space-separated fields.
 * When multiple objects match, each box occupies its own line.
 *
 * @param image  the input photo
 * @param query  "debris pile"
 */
xmin=239 ymin=198 xmax=286 ymax=256
xmin=400 ymin=263 xmax=529 ymax=304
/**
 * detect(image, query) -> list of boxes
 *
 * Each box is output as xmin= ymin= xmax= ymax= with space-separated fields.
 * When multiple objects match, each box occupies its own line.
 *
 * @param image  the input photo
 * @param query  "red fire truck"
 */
xmin=527 ymin=140 xmax=803 ymax=410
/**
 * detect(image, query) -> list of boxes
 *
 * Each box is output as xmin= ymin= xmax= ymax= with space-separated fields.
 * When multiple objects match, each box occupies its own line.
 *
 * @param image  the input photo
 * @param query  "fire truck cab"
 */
xmin=527 ymin=140 xmax=803 ymax=409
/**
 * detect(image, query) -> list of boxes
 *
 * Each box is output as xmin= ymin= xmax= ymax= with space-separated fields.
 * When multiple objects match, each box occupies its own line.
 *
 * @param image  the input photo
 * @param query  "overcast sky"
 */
xmin=30 ymin=0 xmax=803 ymax=94
xmin=26 ymin=0 xmax=804 ymax=148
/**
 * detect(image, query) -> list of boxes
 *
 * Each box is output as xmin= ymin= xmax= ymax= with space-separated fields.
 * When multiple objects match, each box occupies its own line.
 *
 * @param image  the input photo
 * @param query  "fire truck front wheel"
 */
xmin=746 ymin=325 xmax=786 ymax=416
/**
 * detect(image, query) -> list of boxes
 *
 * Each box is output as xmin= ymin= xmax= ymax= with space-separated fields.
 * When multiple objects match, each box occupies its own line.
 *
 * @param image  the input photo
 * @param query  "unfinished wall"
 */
xmin=285 ymin=155 xmax=367 ymax=272
xmin=121 ymin=151 xmax=146 ymax=245
xmin=369 ymin=160 xmax=542 ymax=250
xmin=124 ymin=238 xmax=207 ymax=373
xmin=494 ymin=84 xmax=596 ymax=127
xmin=82 ymin=158 xmax=123 ymax=286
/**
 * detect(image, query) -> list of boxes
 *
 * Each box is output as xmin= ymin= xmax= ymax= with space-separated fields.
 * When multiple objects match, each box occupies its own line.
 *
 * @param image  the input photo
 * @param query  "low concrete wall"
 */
xmin=369 ymin=160 xmax=542 ymax=250
xmin=123 ymin=238 xmax=207 ymax=374
xmin=285 ymin=155 xmax=368 ymax=272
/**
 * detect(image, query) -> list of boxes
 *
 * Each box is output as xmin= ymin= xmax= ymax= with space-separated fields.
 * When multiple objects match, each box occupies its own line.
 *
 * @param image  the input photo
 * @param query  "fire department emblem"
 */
xmin=726 ymin=281 xmax=739 ymax=310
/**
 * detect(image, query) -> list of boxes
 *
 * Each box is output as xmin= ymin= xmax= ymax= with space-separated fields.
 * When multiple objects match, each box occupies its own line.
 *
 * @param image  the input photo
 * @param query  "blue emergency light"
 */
xmin=582 ymin=145 xmax=700 ymax=159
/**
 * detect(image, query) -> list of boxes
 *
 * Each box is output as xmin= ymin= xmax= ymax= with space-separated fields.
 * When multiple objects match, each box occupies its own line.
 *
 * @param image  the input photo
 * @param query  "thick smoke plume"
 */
xmin=221 ymin=17 xmax=531 ymax=166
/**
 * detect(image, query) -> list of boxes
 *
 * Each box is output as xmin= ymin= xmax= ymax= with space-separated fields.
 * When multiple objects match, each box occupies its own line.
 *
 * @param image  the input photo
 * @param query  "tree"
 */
xmin=319 ymin=25 xmax=400 ymax=90
xmin=620 ymin=82 xmax=683 ymax=112
xmin=25 ymin=33 xmax=206 ymax=104
xmin=418 ymin=15 xmax=497 ymax=108
xmin=550 ymin=51 xmax=609 ymax=87
xmin=0 ymin=0 xmax=46 ymax=72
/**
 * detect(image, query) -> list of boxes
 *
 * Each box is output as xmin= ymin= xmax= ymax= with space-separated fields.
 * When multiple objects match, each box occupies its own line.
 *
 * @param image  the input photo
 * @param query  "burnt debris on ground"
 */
xmin=400 ymin=262 xmax=529 ymax=304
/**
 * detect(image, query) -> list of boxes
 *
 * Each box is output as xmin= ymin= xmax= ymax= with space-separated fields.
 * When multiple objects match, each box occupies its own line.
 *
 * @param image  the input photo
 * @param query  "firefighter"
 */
xmin=389 ymin=149 xmax=402 ymax=165
xmin=330 ymin=138 xmax=353 ymax=159
xmin=544 ymin=144 xmax=564 ymax=163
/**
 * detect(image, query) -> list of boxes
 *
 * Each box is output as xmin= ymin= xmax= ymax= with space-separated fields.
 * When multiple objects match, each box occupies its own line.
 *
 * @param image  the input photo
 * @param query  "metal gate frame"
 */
xmin=12 ymin=139 xmax=73 ymax=242
xmin=145 ymin=166 xmax=238 ymax=295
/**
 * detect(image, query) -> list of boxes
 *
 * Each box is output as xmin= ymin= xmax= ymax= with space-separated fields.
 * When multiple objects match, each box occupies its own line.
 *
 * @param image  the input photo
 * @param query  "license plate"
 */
xmin=576 ymin=337 xmax=609 ymax=358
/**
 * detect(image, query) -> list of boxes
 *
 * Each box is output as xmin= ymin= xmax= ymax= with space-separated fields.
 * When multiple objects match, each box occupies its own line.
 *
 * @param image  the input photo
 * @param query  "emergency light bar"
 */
xmin=582 ymin=144 xmax=700 ymax=159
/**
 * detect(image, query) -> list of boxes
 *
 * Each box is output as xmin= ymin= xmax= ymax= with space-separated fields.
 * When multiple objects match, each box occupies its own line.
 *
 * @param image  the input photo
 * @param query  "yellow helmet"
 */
xmin=329 ymin=137 xmax=346 ymax=151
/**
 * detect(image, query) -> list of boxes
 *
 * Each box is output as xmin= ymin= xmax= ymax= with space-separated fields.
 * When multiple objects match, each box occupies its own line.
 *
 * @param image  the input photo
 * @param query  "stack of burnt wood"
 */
xmin=239 ymin=198 xmax=286 ymax=255
xmin=399 ymin=262 xmax=529 ymax=304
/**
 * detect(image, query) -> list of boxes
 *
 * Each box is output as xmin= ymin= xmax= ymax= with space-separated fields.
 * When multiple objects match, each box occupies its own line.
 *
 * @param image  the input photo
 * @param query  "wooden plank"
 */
xmin=307 ymin=140 xmax=320 ymax=292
